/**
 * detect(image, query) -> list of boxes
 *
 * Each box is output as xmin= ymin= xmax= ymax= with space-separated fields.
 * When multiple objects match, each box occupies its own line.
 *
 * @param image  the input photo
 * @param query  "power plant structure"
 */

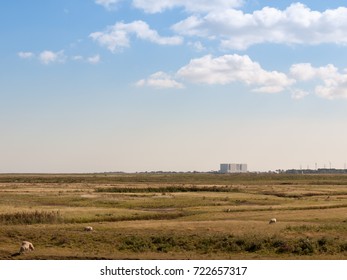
xmin=220 ymin=163 xmax=247 ymax=173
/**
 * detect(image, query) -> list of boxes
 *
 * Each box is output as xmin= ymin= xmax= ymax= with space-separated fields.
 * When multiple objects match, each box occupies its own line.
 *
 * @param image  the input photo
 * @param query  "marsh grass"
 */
xmin=2 ymin=173 xmax=347 ymax=185
xmin=65 ymin=212 xmax=187 ymax=224
xmin=0 ymin=173 xmax=346 ymax=259
xmin=96 ymin=186 xmax=240 ymax=193
xmin=285 ymin=223 xmax=347 ymax=233
xmin=0 ymin=210 xmax=63 ymax=225
xmin=117 ymin=234 xmax=347 ymax=256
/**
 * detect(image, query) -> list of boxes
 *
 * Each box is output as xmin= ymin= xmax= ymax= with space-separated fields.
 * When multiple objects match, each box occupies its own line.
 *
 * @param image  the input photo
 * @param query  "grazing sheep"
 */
xmin=19 ymin=241 xmax=34 ymax=254
xmin=269 ymin=218 xmax=277 ymax=224
xmin=84 ymin=226 xmax=93 ymax=231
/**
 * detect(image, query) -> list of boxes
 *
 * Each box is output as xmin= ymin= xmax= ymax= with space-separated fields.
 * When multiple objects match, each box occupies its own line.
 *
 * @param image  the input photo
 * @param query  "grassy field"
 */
xmin=0 ymin=173 xmax=346 ymax=259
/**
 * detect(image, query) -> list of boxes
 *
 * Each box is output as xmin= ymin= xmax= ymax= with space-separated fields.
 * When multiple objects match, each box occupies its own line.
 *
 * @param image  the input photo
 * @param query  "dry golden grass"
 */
xmin=0 ymin=173 xmax=346 ymax=259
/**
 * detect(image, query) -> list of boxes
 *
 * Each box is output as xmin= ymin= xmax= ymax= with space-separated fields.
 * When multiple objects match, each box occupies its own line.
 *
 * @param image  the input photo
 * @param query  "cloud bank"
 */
xmin=290 ymin=63 xmax=347 ymax=99
xmin=132 ymin=0 xmax=244 ymax=13
xmin=18 ymin=50 xmax=100 ymax=65
xmin=137 ymin=55 xmax=347 ymax=100
xmin=90 ymin=20 xmax=183 ymax=52
xmin=93 ymin=2 xmax=347 ymax=51
xmin=172 ymin=3 xmax=347 ymax=50
xmin=177 ymin=55 xmax=294 ymax=93
xmin=137 ymin=54 xmax=294 ymax=93
xmin=20 ymin=2 xmax=347 ymax=100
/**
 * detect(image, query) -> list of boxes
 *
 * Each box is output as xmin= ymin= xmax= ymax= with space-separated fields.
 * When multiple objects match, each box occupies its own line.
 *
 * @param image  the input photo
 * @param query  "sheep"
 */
xmin=84 ymin=226 xmax=93 ymax=231
xmin=19 ymin=241 xmax=34 ymax=254
xmin=269 ymin=218 xmax=277 ymax=224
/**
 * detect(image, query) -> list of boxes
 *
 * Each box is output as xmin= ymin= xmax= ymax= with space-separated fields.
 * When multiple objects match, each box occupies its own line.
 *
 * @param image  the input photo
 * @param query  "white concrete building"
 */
xmin=220 ymin=163 xmax=247 ymax=173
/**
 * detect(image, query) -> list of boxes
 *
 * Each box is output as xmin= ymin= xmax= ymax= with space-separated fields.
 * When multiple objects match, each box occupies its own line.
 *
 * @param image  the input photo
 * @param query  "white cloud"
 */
xmin=136 ymin=71 xmax=184 ymax=89
xmin=95 ymin=0 xmax=121 ymax=10
xmin=87 ymin=54 xmax=101 ymax=64
xmin=135 ymin=55 xmax=347 ymax=99
xmin=187 ymin=41 xmax=205 ymax=52
xmin=90 ymin=20 xmax=183 ymax=52
xmin=252 ymin=86 xmax=289 ymax=94
xmin=316 ymin=82 xmax=347 ymax=99
xmin=314 ymin=67 xmax=347 ymax=99
xmin=72 ymin=54 xmax=101 ymax=64
xmin=172 ymin=16 xmax=206 ymax=37
xmin=289 ymin=63 xmax=317 ymax=81
xmin=18 ymin=51 xmax=101 ymax=65
xmin=291 ymin=88 xmax=309 ymax=100
xmin=290 ymin=63 xmax=339 ymax=82
xmin=176 ymin=54 xmax=294 ymax=93
xmin=72 ymin=55 xmax=84 ymax=61
xmin=172 ymin=3 xmax=347 ymax=50
xmin=290 ymin=63 xmax=347 ymax=99
xmin=18 ymin=52 xmax=34 ymax=59
xmin=132 ymin=0 xmax=243 ymax=13
xmin=38 ymin=50 xmax=66 ymax=64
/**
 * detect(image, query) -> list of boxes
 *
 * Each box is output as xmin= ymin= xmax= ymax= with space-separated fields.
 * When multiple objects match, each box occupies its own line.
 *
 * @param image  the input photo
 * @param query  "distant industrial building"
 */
xmin=220 ymin=163 xmax=247 ymax=173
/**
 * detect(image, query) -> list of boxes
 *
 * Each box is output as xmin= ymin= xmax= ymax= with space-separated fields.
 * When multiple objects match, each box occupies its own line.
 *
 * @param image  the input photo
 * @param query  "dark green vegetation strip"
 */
xmin=2 ymin=173 xmax=347 ymax=185
xmin=223 ymin=203 xmax=347 ymax=213
xmin=261 ymin=191 xmax=347 ymax=198
xmin=96 ymin=186 xmax=240 ymax=193
xmin=66 ymin=212 xmax=186 ymax=224
xmin=0 ymin=211 xmax=187 ymax=225
xmin=118 ymin=234 xmax=347 ymax=255
xmin=5 ymin=226 xmax=345 ymax=258
xmin=0 ymin=211 xmax=63 ymax=225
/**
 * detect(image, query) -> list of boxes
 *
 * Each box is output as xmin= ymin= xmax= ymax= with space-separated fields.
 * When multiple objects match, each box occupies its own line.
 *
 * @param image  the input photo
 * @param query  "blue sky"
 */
xmin=1 ymin=0 xmax=347 ymax=173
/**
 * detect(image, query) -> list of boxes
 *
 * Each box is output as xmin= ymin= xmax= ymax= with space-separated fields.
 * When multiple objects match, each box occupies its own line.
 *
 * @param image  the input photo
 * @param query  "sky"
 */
xmin=2 ymin=0 xmax=347 ymax=173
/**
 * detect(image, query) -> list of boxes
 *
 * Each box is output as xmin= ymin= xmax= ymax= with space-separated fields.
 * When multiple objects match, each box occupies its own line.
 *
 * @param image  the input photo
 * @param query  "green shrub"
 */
xmin=293 ymin=238 xmax=315 ymax=255
xmin=339 ymin=243 xmax=347 ymax=252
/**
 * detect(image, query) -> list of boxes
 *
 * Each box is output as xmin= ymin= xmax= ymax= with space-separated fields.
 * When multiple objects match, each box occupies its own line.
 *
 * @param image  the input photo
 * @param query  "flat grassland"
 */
xmin=0 ymin=173 xmax=346 ymax=259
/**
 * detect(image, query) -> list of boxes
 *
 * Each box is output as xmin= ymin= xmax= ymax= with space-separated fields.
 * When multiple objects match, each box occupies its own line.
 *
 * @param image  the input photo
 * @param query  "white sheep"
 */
xmin=19 ymin=241 xmax=34 ymax=254
xmin=84 ymin=226 xmax=93 ymax=231
xmin=269 ymin=218 xmax=277 ymax=224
